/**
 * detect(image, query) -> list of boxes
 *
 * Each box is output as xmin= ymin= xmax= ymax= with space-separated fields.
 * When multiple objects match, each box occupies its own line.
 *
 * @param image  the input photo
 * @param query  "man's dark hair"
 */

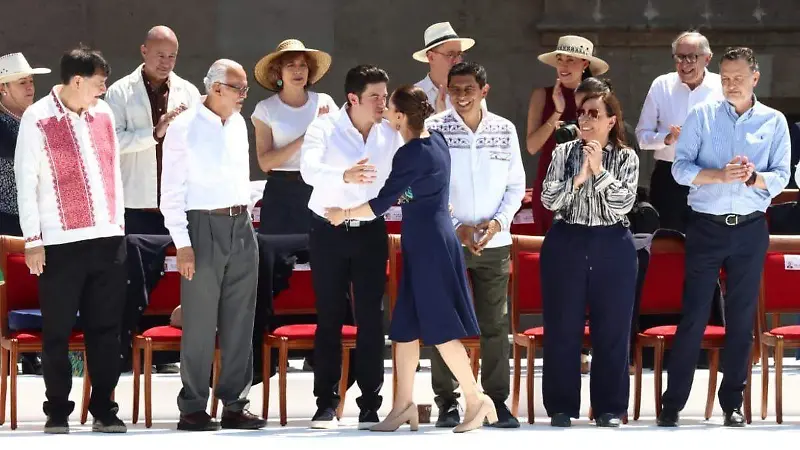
xmin=60 ymin=45 xmax=110 ymax=84
xmin=344 ymin=65 xmax=389 ymax=104
xmin=447 ymin=62 xmax=487 ymax=88
xmin=720 ymin=46 xmax=759 ymax=72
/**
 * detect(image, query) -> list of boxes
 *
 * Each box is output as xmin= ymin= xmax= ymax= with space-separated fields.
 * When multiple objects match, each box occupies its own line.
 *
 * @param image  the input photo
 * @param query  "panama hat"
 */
xmin=412 ymin=22 xmax=475 ymax=63
xmin=537 ymin=35 xmax=609 ymax=76
xmin=254 ymin=39 xmax=332 ymax=92
xmin=0 ymin=53 xmax=51 ymax=83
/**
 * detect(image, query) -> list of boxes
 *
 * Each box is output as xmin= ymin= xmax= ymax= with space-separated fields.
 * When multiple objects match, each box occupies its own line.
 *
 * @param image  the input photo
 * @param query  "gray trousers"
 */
xmin=177 ymin=210 xmax=258 ymax=415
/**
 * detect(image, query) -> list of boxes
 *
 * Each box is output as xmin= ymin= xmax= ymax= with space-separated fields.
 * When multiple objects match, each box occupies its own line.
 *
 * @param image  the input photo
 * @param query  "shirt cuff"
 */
xmin=142 ymin=127 xmax=160 ymax=145
xmin=593 ymin=170 xmax=614 ymax=192
xmin=24 ymin=235 xmax=43 ymax=249
xmin=492 ymin=213 xmax=510 ymax=232
xmin=171 ymin=231 xmax=192 ymax=249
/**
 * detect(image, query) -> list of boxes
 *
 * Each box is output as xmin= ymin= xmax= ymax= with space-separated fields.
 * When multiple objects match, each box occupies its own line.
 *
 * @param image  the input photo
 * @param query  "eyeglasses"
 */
xmin=673 ymin=53 xmax=701 ymax=64
xmin=577 ymin=108 xmax=606 ymax=121
xmin=219 ymin=82 xmax=249 ymax=96
xmin=430 ymin=50 xmax=465 ymax=60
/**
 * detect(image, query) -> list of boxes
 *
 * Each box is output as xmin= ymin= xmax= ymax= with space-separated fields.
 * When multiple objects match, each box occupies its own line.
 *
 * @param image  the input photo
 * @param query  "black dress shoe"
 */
xmin=487 ymin=400 xmax=520 ymax=428
xmin=178 ymin=411 xmax=221 ymax=431
xmin=657 ymin=408 xmax=679 ymax=427
xmin=723 ymin=409 xmax=745 ymax=427
xmin=435 ymin=401 xmax=461 ymax=428
xmin=550 ymin=413 xmax=571 ymax=427
xmin=221 ymin=409 xmax=267 ymax=430
xmin=595 ymin=413 xmax=620 ymax=428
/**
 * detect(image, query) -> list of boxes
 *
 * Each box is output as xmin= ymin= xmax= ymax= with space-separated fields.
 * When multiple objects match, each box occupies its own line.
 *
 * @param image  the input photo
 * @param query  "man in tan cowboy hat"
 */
xmin=413 ymin=21 xmax=483 ymax=113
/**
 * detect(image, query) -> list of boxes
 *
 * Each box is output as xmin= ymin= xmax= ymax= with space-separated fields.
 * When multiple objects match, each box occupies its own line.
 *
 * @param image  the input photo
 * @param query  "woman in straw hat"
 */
xmin=251 ymin=39 xmax=337 ymax=235
xmin=525 ymin=35 xmax=609 ymax=237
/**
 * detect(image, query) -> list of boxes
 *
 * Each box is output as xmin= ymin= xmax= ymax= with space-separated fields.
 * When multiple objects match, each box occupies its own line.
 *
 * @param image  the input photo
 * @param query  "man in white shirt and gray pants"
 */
xmin=635 ymin=31 xmax=723 ymax=232
xmin=425 ymin=62 xmax=526 ymax=428
xmin=161 ymin=59 xmax=265 ymax=432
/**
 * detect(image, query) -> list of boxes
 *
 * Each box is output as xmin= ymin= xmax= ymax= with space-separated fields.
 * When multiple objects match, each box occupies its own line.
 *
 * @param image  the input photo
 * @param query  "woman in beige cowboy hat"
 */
xmin=251 ymin=39 xmax=337 ymax=235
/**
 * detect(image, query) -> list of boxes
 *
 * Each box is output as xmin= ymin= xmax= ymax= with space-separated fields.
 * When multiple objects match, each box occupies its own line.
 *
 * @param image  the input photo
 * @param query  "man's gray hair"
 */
xmin=671 ymin=31 xmax=712 ymax=55
xmin=203 ymin=59 xmax=242 ymax=93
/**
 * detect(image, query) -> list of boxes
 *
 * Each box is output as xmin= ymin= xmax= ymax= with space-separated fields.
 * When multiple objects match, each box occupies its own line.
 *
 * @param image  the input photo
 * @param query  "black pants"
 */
xmin=309 ymin=214 xmax=387 ymax=411
xmin=124 ymin=208 xmax=169 ymax=235
xmin=541 ymin=221 xmax=637 ymax=418
xmin=259 ymin=173 xmax=313 ymax=235
xmin=39 ymin=236 xmax=127 ymax=418
xmin=650 ymin=161 xmax=689 ymax=233
xmin=0 ymin=211 xmax=22 ymax=236
xmin=662 ymin=213 xmax=768 ymax=413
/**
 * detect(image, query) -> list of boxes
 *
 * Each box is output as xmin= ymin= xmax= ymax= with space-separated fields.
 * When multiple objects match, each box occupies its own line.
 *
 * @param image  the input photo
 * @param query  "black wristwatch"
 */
xmin=745 ymin=172 xmax=757 ymax=187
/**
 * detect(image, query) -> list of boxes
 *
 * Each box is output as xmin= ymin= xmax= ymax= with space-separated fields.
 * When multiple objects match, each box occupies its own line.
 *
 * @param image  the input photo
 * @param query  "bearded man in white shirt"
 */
xmin=425 ymin=62 xmax=526 ymax=429
xmin=161 ymin=59 xmax=265 ymax=432
xmin=300 ymin=64 xmax=403 ymax=429
xmin=635 ymin=31 xmax=723 ymax=232
xmin=105 ymin=25 xmax=201 ymax=235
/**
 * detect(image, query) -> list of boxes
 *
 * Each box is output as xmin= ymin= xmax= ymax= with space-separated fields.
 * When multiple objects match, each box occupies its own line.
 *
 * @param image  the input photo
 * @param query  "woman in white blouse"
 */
xmin=252 ymin=39 xmax=338 ymax=234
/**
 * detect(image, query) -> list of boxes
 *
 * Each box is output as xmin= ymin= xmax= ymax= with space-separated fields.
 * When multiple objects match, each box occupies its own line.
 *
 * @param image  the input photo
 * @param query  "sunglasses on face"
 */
xmin=577 ymin=108 xmax=605 ymax=120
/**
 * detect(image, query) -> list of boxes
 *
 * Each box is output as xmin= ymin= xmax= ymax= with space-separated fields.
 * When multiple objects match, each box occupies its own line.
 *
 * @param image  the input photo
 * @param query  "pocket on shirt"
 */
xmin=488 ymin=150 xmax=512 ymax=162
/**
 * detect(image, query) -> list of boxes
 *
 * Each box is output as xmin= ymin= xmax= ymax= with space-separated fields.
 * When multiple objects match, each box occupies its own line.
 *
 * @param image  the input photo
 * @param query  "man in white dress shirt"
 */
xmin=300 ymin=64 xmax=403 ymax=429
xmin=161 ymin=59 xmax=265 ymax=432
xmin=425 ymin=62 xmax=526 ymax=428
xmin=105 ymin=25 xmax=201 ymax=235
xmin=635 ymin=31 xmax=724 ymax=232
xmin=15 ymin=46 xmax=127 ymax=434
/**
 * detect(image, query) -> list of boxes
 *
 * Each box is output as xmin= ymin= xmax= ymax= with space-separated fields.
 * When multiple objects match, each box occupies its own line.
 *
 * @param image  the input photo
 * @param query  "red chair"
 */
xmin=510 ymin=189 xmax=538 ymax=236
xmin=261 ymin=265 xmax=354 ymax=425
xmin=383 ymin=206 xmax=403 ymax=235
xmin=758 ymin=236 xmax=800 ymax=423
xmin=0 ymin=235 xmax=91 ymax=430
xmin=252 ymin=199 xmax=262 ymax=230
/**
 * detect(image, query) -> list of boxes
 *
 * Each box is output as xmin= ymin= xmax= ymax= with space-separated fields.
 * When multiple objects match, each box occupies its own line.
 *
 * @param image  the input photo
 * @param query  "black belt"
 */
xmin=312 ymin=212 xmax=380 ymax=228
xmin=267 ymin=171 xmax=303 ymax=182
xmin=694 ymin=211 xmax=764 ymax=227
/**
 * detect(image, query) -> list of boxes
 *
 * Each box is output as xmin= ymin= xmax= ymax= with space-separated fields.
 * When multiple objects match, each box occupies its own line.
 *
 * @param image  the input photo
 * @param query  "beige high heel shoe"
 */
xmin=454 ymin=395 xmax=497 ymax=433
xmin=370 ymin=403 xmax=419 ymax=432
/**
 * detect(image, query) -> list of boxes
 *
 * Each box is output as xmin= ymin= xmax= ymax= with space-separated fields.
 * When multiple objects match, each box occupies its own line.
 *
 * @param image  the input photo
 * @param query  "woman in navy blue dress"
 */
xmin=324 ymin=85 xmax=496 ymax=433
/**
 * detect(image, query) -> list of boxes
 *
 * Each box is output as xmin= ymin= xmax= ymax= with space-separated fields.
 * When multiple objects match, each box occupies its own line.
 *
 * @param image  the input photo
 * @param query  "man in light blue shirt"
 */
xmin=658 ymin=47 xmax=791 ymax=428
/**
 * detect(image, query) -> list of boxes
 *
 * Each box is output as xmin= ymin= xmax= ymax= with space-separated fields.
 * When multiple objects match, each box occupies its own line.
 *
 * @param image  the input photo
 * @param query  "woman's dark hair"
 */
xmin=60 ymin=45 xmax=110 ymax=84
xmin=390 ymin=84 xmax=434 ymax=133
xmin=578 ymin=90 xmax=627 ymax=147
xmin=575 ymin=77 xmax=612 ymax=96
xmin=267 ymin=51 xmax=318 ymax=91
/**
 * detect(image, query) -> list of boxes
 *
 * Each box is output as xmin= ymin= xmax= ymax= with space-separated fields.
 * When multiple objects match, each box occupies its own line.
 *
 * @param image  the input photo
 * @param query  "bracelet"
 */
xmin=554 ymin=110 xmax=563 ymax=115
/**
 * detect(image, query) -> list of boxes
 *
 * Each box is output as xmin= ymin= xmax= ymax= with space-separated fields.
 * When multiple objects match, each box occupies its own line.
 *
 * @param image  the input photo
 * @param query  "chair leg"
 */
xmin=337 ymin=346 xmax=350 ymax=420
xmin=704 ymin=349 xmax=719 ymax=420
xmin=469 ymin=347 xmax=479 ymax=379
xmin=0 ymin=347 xmax=7 ymax=426
xmin=775 ymin=338 xmax=784 ymax=424
xmin=9 ymin=342 xmax=17 ymax=430
xmin=211 ymin=349 xmax=221 ymax=419
xmin=132 ymin=338 xmax=140 ymax=424
xmin=653 ymin=338 xmax=664 ymax=418
xmin=760 ymin=342 xmax=769 ymax=420
xmin=262 ymin=339 xmax=271 ymax=420
xmin=278 ymin=338 xmax=289 ymax=426
xmin=144 ymin=338 xmax=153 ymax=429
xmin=81 ymin=351 xmax=90 ymax=424
xmin=511 ymin=342 xmax=521 ymax=417
xmin=526 ymin=340 xmax=536 ymax=424
xmin=633 ymin=341 xmax=643 ymax=421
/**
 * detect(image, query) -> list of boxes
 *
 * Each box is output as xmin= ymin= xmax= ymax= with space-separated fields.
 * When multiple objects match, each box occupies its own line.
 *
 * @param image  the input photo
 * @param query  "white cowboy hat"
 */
xmin=412 ymin=22 xmax=475 ymax=63
xmin=537 ymin=35 xmax=609 ymax=76
xmin=0 ymin=53 xmax=51 ymax=83
xmin=254 ymin=39 xmax=332 ymax=92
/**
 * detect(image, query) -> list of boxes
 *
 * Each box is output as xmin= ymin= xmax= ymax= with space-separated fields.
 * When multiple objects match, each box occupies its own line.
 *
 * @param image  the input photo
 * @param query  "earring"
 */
xmin=395 ymin=123 xmax=401 ymax=131
xmin=277 ymin=80 xmax=283 ymax=87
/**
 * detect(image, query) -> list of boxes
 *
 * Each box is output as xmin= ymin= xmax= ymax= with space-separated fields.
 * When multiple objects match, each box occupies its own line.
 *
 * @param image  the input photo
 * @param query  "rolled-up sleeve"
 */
xmin=762 ymin=113 xmax=791 ymax=197
xmin=13 ymin=112 xmax=44 ymax=248
xmin=160 ymin=122 xmax=191 ymax=248
xmin=671 ymin=107 xmax=704 ymax=188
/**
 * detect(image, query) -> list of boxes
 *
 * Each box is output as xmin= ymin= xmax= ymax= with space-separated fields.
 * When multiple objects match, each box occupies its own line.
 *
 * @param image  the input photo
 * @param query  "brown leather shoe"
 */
xmin=221 ymin=409 xmax=267 ymax=430
xmin=177 ymin=411 xmax=221 ymax=432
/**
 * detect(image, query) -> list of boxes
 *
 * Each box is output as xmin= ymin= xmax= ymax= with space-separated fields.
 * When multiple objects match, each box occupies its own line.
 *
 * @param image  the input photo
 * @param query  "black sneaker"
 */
xmin=595 ymin=413 xmax=621 ymax=428
xmin=92 ymin=410 xmax=127 ymax=433
xmin=723 ymin=409 xmax=745 ymax=427
xmin=358 ymin=409 xmax=380 ymax=430
xmin=657 ymin=408 xmax=679 ymax=427
xmin=435 ymin=400 xmax=460 ymax=428
xmin=310 ymin=407 xmax=338 ymax=429
xmin=487 ymin=399 xmax=520 ymax=428
xmin=44 ymin=416 xmax=69 ymax=434
xmin=178 ymin=411 xmax=221 ymax=431
xmin=550 ymin=413 xmax=571 ymax=427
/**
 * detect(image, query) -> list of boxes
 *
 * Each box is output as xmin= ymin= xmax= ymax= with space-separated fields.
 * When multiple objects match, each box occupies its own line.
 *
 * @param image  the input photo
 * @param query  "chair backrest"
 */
xmin=510 ymin=188 xmax=538 ymax=236
xmin=273 ymin=264 xmax=317 ymax=316
xmin=758 ymin=237 xmax=800 ymax=334
xmin=772 ymin=189 xmax=799 ymax=205
xmin=637 ymin=234 xmax=686 ymax=315
xmin=145 ymin=245 xmax=181 ymax=316
xmin=252 ymin=199 xmax=262 ymax=230
xmin=510 ymin=235 xmax=545 ymax=333
xmin=384 ymin=206 xmax=403 ymax=235
xmin=0 ymin=236 xmax=38 ymax=338
xmin=387 ymin=234 xmax=402 ymax=313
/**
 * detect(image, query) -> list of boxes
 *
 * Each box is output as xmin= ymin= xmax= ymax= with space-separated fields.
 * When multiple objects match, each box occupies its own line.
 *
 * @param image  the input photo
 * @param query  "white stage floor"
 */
xmin=4 ymin=358 xmax=800 ymax=446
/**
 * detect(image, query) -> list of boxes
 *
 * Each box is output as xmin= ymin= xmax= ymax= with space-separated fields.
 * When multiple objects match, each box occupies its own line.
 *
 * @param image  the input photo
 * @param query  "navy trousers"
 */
xmin=662 ymin=213 xmax=768 ymax=413
xmin=541 ymin=221 xmax=638 ymax=418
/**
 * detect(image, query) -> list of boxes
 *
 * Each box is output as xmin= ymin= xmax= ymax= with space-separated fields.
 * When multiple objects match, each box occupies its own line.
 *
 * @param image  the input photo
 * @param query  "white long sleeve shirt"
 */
xmin=160 ymin=104 xmax=251 ymax=248
xmin=105 ymin=65 xmax=201 ymax=208
xmin=14 ymin=87 xmax=125 ymax=248
xmin=635 ymin=70 xmax=724 ymax=162
xmin=425 ymin=107 xmax=526 ymax=249
xmin=300 ymin=105 xmax=403 ymax=219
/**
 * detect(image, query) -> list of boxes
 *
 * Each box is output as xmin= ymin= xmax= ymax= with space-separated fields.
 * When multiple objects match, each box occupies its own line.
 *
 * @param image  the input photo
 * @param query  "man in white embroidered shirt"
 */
xmin=14 ymin=47 xmax=127 ymax=434
xmin=160 ymin=59 xmax=265 ymax=432
xmin=635 ymin=31 xmax=723 ymax=232
xmin=300 ymin=65 xmax=403 ymax=429
xmin=105 ymin=25 xmax=200 ymax=235
xmin=425 ymin=62 xmax=526 ymax=428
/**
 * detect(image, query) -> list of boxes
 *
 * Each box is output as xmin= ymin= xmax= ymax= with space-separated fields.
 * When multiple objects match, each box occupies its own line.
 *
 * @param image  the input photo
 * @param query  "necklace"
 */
xmin=0 ymin=101 xmax=21 ymax=121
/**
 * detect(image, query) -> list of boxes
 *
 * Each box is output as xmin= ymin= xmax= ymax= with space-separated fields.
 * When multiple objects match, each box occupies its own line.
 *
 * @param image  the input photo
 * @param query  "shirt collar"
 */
xmin=449 ymin=102 xmax=490 ymax=134
xmin=49 ymin=86 xmax=96 ymax=120
xmin=335 ymin=103 xmax=386 ymax=136
xmin=724 ymin=94 xmax=760 ymax=120
xmin=675 ymin=68 xmax=714 ymax=91
xmin=419 ymin=74 xmax=436 ymax=94
xmin=197 ymin=102 xmax=240 ymax=125
xmin=141 ymin=66 xmax=170 ymax=94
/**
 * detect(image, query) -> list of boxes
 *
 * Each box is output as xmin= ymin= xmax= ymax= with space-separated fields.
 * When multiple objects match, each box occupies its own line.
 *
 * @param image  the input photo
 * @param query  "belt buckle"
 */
xmin=349 ymin=220 xmax=361 ymax=228
xmin=724 ymin=214 xmax=738 ymax=226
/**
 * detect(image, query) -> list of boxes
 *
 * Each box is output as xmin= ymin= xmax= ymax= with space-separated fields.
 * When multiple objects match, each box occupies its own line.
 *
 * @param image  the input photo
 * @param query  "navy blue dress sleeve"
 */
xmin=368 ymin=139 xmax=423 ymax=215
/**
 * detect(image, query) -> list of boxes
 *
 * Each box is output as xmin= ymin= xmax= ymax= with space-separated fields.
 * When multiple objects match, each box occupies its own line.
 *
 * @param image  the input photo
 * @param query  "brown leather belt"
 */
xmin=205 ymin=205 xmax=248 ymax=216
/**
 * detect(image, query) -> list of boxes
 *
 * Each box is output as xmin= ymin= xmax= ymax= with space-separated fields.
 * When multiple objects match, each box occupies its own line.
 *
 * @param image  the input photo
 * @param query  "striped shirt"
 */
xmin=671 ymin=97 xmax=791 ymax=215
xmin=541 ymin=140 xmax=639 ymax=227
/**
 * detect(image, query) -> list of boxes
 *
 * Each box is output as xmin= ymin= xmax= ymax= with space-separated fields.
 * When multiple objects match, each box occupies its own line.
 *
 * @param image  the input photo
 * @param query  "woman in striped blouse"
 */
xmin=539 ymin=88 xmax=639 ymax=428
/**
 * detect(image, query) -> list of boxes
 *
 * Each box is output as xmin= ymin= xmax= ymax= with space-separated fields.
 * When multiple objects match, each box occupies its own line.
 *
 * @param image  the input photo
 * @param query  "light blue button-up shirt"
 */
xmin=671 ymin=97 xmax=791 ymax=215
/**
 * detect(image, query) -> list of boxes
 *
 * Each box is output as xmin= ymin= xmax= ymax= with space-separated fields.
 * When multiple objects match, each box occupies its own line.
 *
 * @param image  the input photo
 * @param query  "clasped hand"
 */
xmin=720 ymin=156 xmax=755 ymax=184
xmin=574 ymin=140 xmax=604 ymax=188
xmin=324 ymin=207 xmax=346 ymax=226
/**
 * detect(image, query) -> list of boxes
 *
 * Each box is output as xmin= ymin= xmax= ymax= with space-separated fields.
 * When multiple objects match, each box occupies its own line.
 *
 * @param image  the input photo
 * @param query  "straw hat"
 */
xmin=412 ymin=22 xmax=475 ymax=63
xmin=254 ymin=39 xmax=331 ymax=92
xmin=537 ymin=35 xmax=609 ymax=76
xmin=0 ymin=53 xmax=51 ymax=83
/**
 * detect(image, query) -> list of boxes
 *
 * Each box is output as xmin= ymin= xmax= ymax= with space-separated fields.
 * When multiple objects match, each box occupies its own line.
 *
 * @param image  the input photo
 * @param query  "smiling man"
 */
xmin=635 ymin=31 xmax=723 ymax=232
xmin=425 ymin=62 xmax=526 ymax=429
